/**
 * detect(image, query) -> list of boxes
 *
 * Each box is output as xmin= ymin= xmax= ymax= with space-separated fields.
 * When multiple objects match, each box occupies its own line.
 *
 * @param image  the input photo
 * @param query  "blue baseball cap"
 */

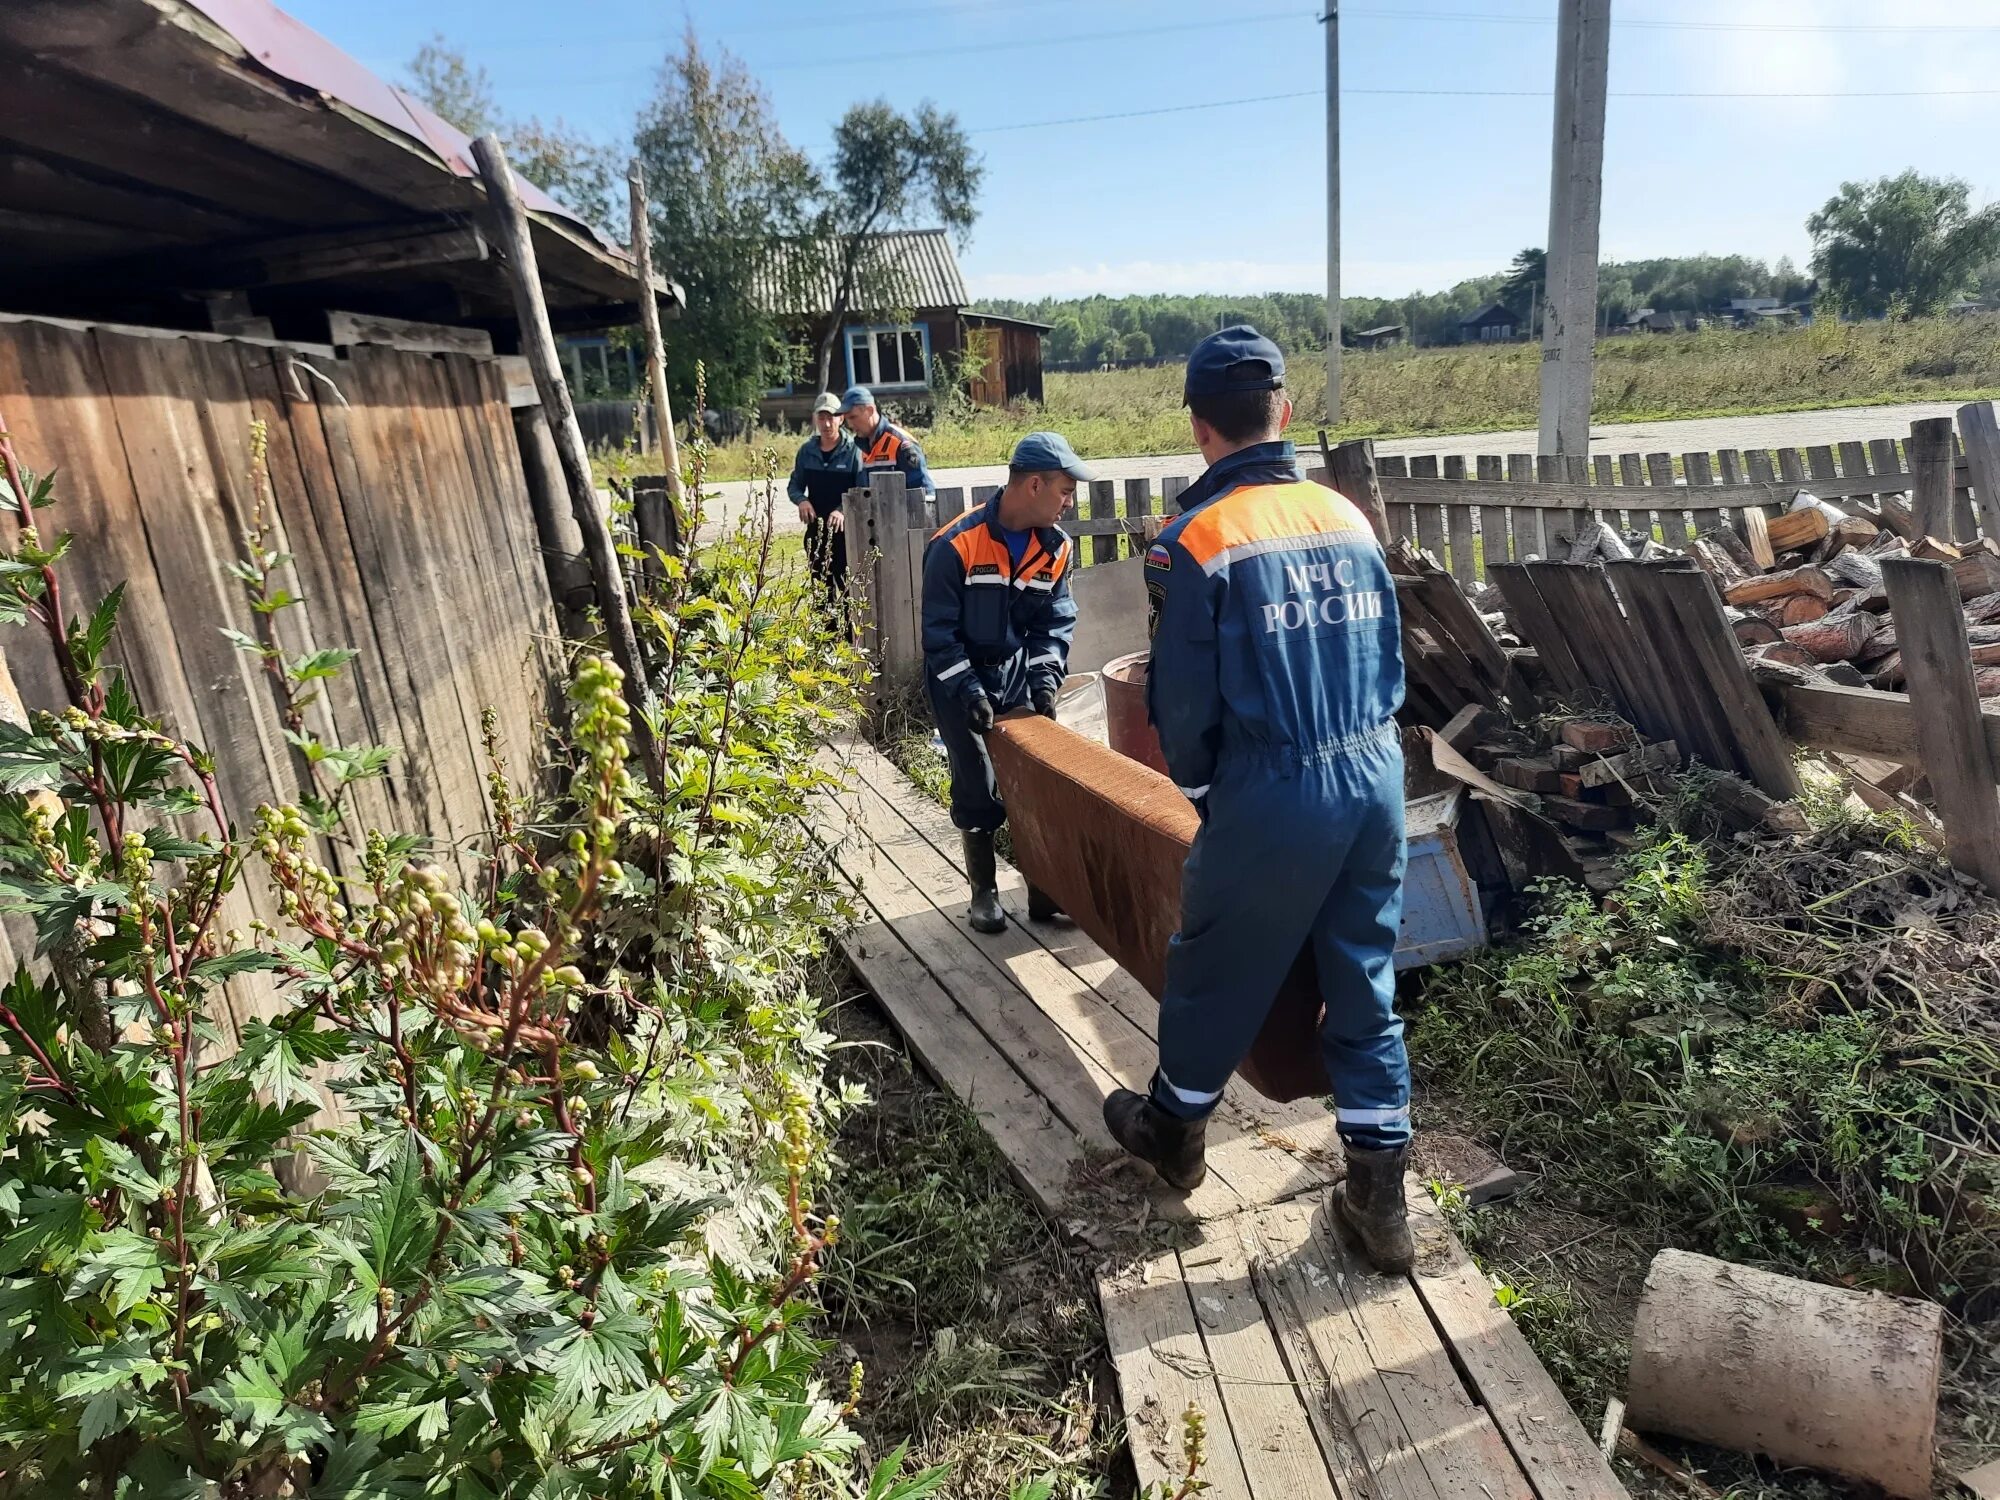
xmin=1184 ymin=324 xmax=1285 ymax=402
xmin=1009 ymin=430 xmax=1094 ymax=482
xmin=837 ymin=385 xmax=875 ymax=413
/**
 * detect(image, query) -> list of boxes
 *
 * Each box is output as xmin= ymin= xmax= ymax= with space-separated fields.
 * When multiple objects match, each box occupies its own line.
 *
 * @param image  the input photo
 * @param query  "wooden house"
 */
xmin=754 ymin=230 xmax=1047 ymax=425
xmin=1348 ymin=324 xmax=1405 ymax=350
xmin=1458 ymin=302 xmax=1520 ymax=343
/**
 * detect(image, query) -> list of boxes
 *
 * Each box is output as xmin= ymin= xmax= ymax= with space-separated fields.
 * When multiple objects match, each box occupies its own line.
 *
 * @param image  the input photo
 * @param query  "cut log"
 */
xmin=1766 ymin=505 xmax=1831 ymax=552
xmin=1954 ymin=551 xmax=2000 ymax=602
xmin=1820 ymin=661 xmax=1868 ymax=687
xmin=1724 ymin=566 xmax=1835 ymax=606
xmin=1740 ymin=507 xmax=1776 ymax=569
xmin=1626 ymin=1249 xmax=1942 ymax=1500
xmin=1969 ymin=592 xmax=2000 ymax=626
xmin=1911 ymin=535 xmax=1964 ymax=562
xmin=1748 ymin=641 xmax=1819 ymax=671
xmin=1728 ymin=610 xmax=1781 ymax=646
xmin=1877 ymin=493 xmax=1918 ymax=539
xmin=1778 ymin=594 xmax=1829 ymax=627
xmin=1782 ymin=611 xmax=1878 ymax=664
xmin=1825 ymin=548 xmax=1884 ymax=591
xmin=1865 ymin=529 xmax=1911 ymax=558
xmin=1688 ymin=536 xmax=1749 ymax=585
xmin=1829 ymin=514 xmax=1879 ymax=547
xmin=1701 ymin=523 xmax=1761 ymax=575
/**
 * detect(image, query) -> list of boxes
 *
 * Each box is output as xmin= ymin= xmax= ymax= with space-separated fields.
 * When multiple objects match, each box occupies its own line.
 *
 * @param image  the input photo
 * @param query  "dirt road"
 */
xmin=698 ymin=400 xmax=1965 ymax=537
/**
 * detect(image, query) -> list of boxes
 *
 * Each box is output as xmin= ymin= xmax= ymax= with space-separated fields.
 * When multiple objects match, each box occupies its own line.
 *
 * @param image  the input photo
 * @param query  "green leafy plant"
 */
xmin=0 ymin=413 xmax=917 ymax=1498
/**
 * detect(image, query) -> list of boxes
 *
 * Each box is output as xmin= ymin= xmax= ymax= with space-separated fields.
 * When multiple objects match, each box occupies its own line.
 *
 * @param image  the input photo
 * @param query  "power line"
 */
xmin=756 ymin=9 xmax=1304 ymax=71
xmin=969 ymin=85 xmax=2000 ymax=134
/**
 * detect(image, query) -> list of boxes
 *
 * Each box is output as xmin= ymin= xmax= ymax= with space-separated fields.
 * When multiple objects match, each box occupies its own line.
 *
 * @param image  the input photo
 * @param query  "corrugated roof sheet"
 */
xmin=754 ymin=229 xmax=968 ymax=318
xmin=182 ymin=0 xmax=638 ymax=270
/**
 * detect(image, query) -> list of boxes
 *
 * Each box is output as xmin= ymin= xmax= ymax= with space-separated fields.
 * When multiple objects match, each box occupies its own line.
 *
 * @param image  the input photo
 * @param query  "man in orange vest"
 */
xmin=840 ymin=386 xmax=936 ymax=502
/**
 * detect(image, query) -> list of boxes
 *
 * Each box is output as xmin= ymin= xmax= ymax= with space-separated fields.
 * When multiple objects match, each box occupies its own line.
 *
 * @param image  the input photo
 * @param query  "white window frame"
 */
xmin=844 ymin=322 xmax=931 ymax=391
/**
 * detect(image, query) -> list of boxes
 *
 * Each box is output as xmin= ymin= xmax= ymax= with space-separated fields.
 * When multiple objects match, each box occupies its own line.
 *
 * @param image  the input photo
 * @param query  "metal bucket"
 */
xmin=1100 ymin=651 xmax=1168 ymax=776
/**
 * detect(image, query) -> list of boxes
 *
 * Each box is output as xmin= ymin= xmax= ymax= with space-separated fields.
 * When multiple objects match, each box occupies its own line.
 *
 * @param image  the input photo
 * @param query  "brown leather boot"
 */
xmin=1336 ymin=1143 xmax=1415 ymax=1273
xmin=1103 ymin=1089 xmax=1208 ymax=1191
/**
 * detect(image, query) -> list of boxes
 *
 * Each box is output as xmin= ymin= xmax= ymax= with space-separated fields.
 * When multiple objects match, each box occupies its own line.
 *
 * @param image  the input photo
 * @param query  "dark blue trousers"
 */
xmin=1152 ymin=726 xmax=1411 ymax=1150
xmin=926 ymin=658 xmax=1030 ymax=833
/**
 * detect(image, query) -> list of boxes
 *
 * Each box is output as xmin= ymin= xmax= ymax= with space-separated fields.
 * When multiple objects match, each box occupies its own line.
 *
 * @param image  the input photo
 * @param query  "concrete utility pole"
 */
xmin=1324 ymin=2 xmax=1341 ymax=427
xmin=1537 ymin=0 xmax=1611 ymax=458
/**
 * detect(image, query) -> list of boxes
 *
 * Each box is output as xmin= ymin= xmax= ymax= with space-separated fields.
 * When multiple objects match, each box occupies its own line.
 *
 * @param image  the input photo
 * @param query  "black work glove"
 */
xmin=1032 ymin=687 xmax=1058 ymax=720
xmin=965 ymin=693 xmax=996 ymax=735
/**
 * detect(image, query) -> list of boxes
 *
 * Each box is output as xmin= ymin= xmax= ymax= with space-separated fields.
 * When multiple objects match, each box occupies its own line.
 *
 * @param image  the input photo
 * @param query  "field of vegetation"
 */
xmin=682 ymin=314 xmax=2000 ymax=481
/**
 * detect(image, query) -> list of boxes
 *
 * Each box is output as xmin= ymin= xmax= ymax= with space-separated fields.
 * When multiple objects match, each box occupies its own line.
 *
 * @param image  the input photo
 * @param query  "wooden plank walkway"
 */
xmin=814 ymin=736 xmax=1627 ymax=1500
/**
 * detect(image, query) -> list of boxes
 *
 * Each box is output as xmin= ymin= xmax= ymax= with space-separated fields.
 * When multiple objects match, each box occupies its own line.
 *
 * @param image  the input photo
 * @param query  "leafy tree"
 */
xmin=806 ymin=101 xmax=984 ymax=391
xmin=1046 ymin=315 xmax=1086 ymax=366
xmin=1119 ymin=329 xmax=1155 ymax=361
xmin=634 ymin=31 xmax=820 ymax=413
xmin=405 ymin=39 xmax=619 ymax=235
xmin=1499 ymin=247 xmax=1546 ymax=326
xmin=1809 ymin=170 xmax=2000 ymax=318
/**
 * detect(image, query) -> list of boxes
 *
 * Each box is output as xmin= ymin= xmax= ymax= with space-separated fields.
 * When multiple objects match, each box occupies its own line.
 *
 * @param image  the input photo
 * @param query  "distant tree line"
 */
xmin=984 ymin=173 xmax=2000 ymax=365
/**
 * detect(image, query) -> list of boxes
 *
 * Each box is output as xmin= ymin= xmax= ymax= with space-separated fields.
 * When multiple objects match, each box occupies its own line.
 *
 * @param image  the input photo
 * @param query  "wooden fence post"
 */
xmin=627 ymin=162 xmax=686 ymax=534
xmin=1328 ymin=438 xmax=1389 ymax=543
xmin=1124 ymin=477 xmax=1151 ymax=558
xmin=472 ymin=134 xmax=658 ymax=782
xmin=1958 ymin=401 xmax=2000 ymax=543
xmin=1880 ymin=557 xmax=2000 ymax=889
xmin=1908 ymin=416 xmax=1958 ymax=542
xmin=1088 ymin=478 xmax=1116 ymax=566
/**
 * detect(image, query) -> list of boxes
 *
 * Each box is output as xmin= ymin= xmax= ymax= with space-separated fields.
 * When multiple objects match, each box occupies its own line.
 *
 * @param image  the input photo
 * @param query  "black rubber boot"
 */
xmin=1103 ymin=1089 xmax=1208 ymax=1192
xmin=1336 ymin=1143 xmax=1416 ymax=1274
xmin=1026 ymin=884 xmax=1064 ymax=922
xmin=962 ymin=831 xmax=1007 ymax=935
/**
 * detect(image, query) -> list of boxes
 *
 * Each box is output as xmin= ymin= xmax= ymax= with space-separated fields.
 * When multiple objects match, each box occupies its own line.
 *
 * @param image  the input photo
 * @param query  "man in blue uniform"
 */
xmin=788 ymin=392 xmax=862 ymax=634
xmin=1102 ymin=326 xmax=1415 ymax=1272
xmin=840 ymin=386 xmax=937 ymax=502
xmin=922 ymin=432 xmax=1089 ymax=933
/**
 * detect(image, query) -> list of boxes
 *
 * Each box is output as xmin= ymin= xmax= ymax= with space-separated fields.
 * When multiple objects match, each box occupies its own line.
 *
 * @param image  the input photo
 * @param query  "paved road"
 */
xmin=700 ymin=400 xmax=1964 ymax=537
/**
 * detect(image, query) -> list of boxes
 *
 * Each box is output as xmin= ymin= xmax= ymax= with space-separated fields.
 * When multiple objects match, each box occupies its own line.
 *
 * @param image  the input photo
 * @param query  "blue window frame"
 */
xmin=843 ymin=323 xmax=931 ymax=390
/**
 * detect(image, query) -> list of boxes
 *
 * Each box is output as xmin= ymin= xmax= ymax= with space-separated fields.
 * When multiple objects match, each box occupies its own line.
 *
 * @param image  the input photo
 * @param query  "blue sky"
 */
xmin=283 ymin=0 xmax=2000 ymax=301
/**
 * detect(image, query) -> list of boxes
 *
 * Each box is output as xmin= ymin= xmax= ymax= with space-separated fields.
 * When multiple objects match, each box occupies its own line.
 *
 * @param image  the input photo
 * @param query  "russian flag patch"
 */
xmin=1146 ymin=543 xmax=1172 ymax=570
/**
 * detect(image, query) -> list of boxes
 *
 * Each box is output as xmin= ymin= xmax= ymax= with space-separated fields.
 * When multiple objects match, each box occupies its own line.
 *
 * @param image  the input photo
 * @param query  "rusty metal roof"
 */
xmin=181 ymin=0 xmax=600 ymax=246
xmin=755 ymin=230 xmax=969 ymax=319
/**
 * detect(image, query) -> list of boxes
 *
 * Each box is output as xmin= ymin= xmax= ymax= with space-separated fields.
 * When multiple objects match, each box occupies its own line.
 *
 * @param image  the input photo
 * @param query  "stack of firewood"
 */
xmin=1686 ymin=491 xmax=2000 ymax=698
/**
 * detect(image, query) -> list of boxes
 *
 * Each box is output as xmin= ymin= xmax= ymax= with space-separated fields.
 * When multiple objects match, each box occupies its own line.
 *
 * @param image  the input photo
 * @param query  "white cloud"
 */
xmin=968 ymin=255 xmax=1510 ymax=299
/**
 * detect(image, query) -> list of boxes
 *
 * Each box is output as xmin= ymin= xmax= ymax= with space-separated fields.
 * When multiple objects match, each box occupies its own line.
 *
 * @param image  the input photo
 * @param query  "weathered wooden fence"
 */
xmin=868 ymin=406 xmax=2000 ymax=596
xmin=0 ymin=315 xmax=564 ymax=1034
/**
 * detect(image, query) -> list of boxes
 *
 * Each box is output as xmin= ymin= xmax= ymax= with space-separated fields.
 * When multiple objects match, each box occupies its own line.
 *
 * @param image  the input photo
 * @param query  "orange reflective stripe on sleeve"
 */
xmin=1173 ymin=480 xmax=1375 ymax=575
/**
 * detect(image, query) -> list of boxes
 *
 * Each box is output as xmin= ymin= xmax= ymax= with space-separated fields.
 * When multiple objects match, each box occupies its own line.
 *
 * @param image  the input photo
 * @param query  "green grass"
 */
xmin=638 ymin=315 xmax=2000 ymax=482
xmin=1410 ymin=769 xmax=2000 ymax=1487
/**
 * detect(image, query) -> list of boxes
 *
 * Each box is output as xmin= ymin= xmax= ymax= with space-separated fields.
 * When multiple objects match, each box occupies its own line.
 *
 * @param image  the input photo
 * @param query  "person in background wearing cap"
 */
xmin=1101 ymin=325 xmax=1415 ymax=1273
xmin=840 ymin=385 xmax=936 ymax=502
xmin=921 ymin=432 xmax=1089 ymax=933
xmin=788 ymin=392 xmax=862 ymax=634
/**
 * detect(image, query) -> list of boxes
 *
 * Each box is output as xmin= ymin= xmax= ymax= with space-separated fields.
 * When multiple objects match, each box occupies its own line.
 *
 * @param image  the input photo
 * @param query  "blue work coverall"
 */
xmin=922 ymin=499 xmax=1077 ymax=830
xmin=1143 ymin=440 xmax=1410 ymax=1149
xmin=856 ymin=417 xmax=937 ymax=500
